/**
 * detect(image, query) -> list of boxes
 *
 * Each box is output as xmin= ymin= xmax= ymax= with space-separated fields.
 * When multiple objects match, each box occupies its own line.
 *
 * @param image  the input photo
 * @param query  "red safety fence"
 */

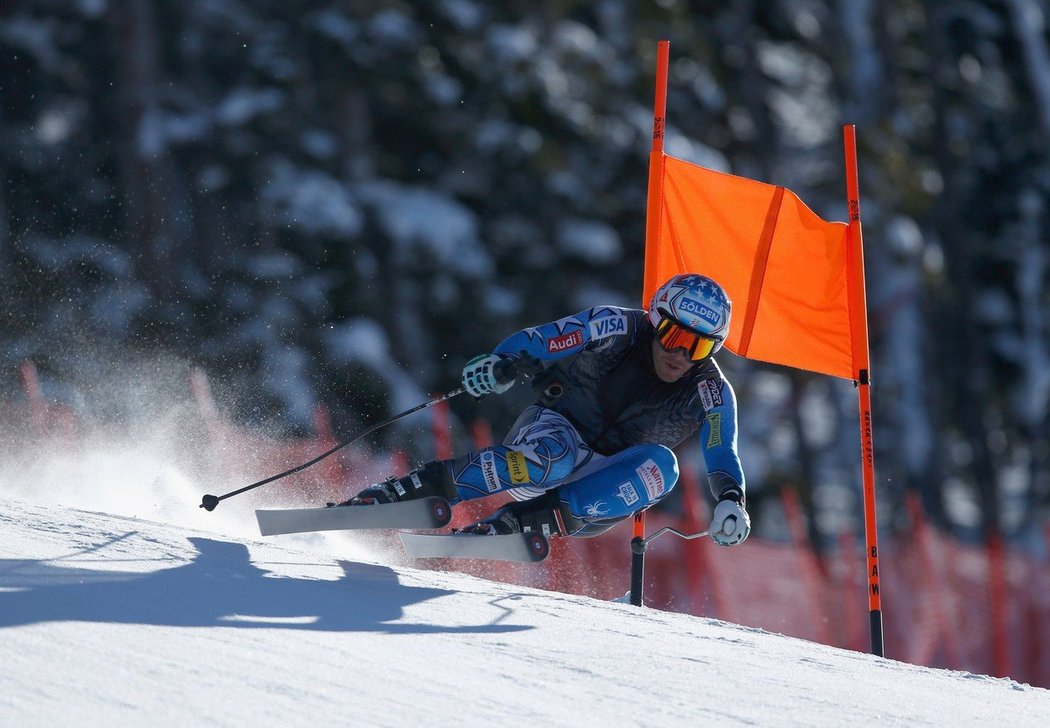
xmin=7 ymin=362 xmax=1050 ymax=688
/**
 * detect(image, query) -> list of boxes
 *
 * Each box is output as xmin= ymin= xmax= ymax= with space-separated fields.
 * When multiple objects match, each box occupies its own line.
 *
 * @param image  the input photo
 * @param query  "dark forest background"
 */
xmin=2 ymin=0 xmax=1048 ymax=550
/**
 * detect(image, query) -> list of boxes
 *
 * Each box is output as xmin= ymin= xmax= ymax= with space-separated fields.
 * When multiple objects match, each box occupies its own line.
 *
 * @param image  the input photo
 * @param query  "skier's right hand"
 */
xmin=709 ymin=496 xmax=751 ymax=547
xmin=462 ymin=354 xmax=516 ymax=398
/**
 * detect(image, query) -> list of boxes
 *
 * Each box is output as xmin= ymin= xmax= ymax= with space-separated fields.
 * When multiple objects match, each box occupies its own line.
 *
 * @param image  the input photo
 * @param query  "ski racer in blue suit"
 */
xmin=345 ymin=273 xmax=750 ymax=547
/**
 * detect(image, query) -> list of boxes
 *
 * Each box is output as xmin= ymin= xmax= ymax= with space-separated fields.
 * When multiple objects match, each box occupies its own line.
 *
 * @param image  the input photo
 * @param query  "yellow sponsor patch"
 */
xmin=506 ymin=450 xmax=531 ymax=485
xmin=706 ymin=413 xmax=722 ymax=448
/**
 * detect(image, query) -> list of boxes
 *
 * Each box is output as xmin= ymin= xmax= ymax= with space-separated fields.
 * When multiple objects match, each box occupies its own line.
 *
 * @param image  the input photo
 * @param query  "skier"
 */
xmin=340 ymin=273 xmax=750 ymax=547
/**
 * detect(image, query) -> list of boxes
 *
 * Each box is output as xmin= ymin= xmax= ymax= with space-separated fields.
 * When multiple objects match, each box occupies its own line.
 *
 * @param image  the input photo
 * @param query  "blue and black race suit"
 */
xmin=447 ymin=306 xmax=745 ymax=535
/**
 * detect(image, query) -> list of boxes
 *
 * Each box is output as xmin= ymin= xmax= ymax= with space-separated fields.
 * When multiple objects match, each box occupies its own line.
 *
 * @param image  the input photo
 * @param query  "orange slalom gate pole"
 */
xmin=843 ymin=124 xmax=885 ymax=656
xmin=630 ymin=39 xmax=670 ymax=608
xmin=641 ymin=40 xmax=669 ymax=302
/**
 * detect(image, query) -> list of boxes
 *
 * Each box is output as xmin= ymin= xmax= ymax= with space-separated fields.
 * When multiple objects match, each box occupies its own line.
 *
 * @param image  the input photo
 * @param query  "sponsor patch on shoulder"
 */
xmin=548 ymin=330 xmax=584 ymax=353
xmin=589 ymin=314 xmax=627 ymax=340
xmin=698 ymin=379 xmax=724 ymax=410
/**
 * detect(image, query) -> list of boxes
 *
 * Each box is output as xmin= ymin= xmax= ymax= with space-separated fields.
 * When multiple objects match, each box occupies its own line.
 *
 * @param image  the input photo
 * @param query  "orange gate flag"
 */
xmin=643 ymin=154 xmax=853 ymax=380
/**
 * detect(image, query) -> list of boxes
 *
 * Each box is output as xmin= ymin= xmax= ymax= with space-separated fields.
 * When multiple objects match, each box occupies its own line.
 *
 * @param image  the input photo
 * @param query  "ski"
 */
xmin=256 ymin=497 xmax=452 ymax=537
xmin=399 ymin=530 xmax=551 ymax=563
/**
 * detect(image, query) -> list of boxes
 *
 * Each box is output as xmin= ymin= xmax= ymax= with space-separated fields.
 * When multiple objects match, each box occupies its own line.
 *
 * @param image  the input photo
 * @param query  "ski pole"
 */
xmin=199 ymin=387 xmax=465 ymax=511
xmin=630 ymin=525 xmax=710 ymax=606
xmin=198 ymin=357 xmax=532 ymax=511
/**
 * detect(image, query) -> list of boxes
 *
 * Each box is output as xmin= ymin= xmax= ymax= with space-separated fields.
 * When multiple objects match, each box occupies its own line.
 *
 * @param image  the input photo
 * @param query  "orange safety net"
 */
xmin=643 ymin=153 xmax=854 ymax=380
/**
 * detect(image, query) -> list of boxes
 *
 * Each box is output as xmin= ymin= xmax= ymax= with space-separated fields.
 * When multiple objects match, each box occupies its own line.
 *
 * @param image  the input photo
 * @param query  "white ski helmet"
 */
xmin=648 ymin=273 xmax=732 ymax=358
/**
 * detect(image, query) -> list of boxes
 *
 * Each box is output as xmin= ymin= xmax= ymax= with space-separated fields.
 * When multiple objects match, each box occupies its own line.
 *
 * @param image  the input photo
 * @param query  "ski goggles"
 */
xmin=655 ymin=317 xmax=722 ymax=361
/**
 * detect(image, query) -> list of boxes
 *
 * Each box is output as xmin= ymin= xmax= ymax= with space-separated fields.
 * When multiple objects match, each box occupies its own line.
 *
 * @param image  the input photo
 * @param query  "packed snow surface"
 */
xmin=1 ymin=477 xmax=1047 ymax=726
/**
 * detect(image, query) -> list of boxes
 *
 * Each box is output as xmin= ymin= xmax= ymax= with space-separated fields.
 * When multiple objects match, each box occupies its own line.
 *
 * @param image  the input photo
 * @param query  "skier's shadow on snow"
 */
xmin=0 ymin=535 xmax=531 ymax=634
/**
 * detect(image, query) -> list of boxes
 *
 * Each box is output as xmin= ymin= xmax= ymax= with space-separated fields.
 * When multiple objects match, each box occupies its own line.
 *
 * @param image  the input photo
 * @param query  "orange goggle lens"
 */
xmin=656 ymin=318 xmax=720 ymax=361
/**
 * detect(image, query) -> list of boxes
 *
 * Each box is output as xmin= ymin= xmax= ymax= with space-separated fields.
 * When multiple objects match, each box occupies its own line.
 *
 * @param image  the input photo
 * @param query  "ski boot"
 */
xmin=330 ymin=460 xmax=456 ymax=507
xmin=456 ymin=489 xmax=582 ymax=537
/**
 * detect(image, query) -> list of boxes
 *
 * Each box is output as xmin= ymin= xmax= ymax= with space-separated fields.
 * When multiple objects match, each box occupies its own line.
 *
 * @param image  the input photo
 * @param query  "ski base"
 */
xmin=399 ymin=530 xmax=551 ymax=563
xmin=256 ymin=497 xmax=452 ymax=536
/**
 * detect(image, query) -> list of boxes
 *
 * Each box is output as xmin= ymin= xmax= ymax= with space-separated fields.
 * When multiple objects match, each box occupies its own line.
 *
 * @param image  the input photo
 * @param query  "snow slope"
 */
xmin=1 ymin=484 xmax=1048 ymax=727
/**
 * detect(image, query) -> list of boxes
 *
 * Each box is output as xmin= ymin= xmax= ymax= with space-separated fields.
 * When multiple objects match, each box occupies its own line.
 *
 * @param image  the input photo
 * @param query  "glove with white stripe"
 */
xmin=709 ymin=492 xmax=751 ymax=547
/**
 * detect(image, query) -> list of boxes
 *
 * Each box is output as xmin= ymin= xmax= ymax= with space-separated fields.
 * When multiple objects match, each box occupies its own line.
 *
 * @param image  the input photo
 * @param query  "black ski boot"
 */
xmin=332 ymin=460 xmax=456 ymax=507
xmin=457 ymin=489 xmax=582 ymax=537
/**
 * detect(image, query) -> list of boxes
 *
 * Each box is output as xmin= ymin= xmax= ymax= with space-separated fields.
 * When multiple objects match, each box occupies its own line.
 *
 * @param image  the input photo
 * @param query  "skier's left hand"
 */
xmin=709 ymin=496 xmax=751 ymax=547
